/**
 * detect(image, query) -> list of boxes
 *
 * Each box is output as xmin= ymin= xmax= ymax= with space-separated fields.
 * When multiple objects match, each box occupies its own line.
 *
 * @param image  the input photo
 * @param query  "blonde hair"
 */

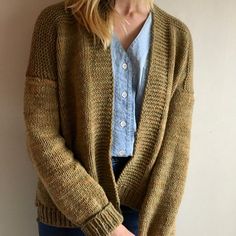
xmin=64 ymin=0 xmax=155 ymax=50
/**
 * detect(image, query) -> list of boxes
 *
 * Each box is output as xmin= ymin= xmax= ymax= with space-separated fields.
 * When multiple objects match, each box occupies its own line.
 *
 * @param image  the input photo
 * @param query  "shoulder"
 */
xmin=33 ymin=1 xmax=75 ymax=30
xmin=153 ymin=4 xmax=194 ymax=92
xmin=153 ymin=3 xmax=192 ymax=46
xmin=26 ymin=1 xmax=75 ymax=79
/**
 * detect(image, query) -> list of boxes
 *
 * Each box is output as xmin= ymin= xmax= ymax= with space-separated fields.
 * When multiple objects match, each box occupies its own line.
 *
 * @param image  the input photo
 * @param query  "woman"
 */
xmin=23 ymin=0 xmax=195 ymax=235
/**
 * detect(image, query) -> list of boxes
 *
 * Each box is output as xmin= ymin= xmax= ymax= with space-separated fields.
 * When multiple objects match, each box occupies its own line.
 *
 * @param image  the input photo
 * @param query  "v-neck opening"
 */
xmin=87 ymin=3 xmax=172 ymax=185
xmin=112 ymin=11 xmax=152 ymax=54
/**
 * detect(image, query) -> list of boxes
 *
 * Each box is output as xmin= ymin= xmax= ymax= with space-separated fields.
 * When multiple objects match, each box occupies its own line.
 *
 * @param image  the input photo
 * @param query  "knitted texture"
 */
xmin=23 ymin=1 xmax=195 ymax=236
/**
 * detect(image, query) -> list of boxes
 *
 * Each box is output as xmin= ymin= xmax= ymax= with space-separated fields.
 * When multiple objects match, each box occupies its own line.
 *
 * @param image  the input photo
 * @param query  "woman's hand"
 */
xmin=110 ymin=224 xmax=135 ymax=236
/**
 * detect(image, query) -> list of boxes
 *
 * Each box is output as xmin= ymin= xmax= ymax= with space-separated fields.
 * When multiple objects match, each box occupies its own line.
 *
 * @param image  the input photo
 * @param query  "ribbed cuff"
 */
xmin=80 ymin=202 xmax=124 ymax=236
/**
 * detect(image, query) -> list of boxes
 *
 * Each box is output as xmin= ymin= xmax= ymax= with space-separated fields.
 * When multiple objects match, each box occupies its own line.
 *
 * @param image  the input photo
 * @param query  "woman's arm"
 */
xmin=23 ymin=5 xmax=123 ymax=236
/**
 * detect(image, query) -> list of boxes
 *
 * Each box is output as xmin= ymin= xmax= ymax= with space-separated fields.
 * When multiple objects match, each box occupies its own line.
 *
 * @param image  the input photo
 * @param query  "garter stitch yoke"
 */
xmin=23 ymin=1 xmax=195 ymax=236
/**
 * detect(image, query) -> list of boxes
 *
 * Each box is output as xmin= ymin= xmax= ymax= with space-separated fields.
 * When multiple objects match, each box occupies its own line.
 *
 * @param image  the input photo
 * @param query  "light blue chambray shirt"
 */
xmin=110 ymin=11 xmax=153 ymax=157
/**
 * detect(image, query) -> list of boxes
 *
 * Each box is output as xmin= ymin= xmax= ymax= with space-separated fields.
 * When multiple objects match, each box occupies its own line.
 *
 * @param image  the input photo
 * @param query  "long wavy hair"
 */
xmin=64 ymin=0 xmax=155 ymax=50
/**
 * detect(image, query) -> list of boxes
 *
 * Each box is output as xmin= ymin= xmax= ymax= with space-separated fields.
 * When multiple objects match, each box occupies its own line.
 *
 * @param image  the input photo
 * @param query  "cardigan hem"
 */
xmin=36 ymin=199 xmax=124 ymax=236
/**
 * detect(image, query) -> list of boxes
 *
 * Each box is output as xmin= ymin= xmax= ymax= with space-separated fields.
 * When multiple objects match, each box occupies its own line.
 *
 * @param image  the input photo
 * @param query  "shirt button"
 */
xmin=121 ymin=91 xmax=127 ymax=98
xmin=122 ymin=63 xmax=128 ymax=70
xmin=118 ymin=150 xmax=125 ymax=156
xmin=120 ymin=120 xmax=126 ymax=127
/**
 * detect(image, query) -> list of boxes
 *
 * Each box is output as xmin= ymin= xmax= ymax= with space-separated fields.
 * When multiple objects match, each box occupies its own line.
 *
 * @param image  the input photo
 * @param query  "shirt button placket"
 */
xmin=118 ymin=60 xmax=128 ymax=157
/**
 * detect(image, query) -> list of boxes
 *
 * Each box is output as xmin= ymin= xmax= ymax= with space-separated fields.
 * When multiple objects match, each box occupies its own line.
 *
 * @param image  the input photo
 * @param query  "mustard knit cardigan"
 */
xmin=23 ymin=1 xmax=195 ymax=236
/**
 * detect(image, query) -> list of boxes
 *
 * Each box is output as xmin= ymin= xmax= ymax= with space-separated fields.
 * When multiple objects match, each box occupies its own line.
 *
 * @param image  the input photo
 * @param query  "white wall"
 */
xmin=0 ymin=0 xmax=235 ymax=235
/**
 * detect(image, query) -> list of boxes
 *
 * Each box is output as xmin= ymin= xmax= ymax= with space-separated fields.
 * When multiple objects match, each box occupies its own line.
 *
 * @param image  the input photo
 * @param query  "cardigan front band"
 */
xmin=23 ymin=1 xmax=195 ymax=236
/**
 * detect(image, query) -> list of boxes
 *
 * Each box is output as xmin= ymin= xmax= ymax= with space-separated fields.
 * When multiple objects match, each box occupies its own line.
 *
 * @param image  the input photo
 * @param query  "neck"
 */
xmin=114 ymin=0 xmax=147 ymax=16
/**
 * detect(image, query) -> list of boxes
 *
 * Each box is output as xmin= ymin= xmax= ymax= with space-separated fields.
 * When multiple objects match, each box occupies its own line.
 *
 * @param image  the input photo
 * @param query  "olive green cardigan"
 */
xmin=23 ymin=1 xmax=195 ymax=235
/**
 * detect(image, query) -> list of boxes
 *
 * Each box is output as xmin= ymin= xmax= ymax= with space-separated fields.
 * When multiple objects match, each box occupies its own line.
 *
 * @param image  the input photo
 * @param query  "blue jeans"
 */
xmin=38 ymin=156 xmax=139 ymax=236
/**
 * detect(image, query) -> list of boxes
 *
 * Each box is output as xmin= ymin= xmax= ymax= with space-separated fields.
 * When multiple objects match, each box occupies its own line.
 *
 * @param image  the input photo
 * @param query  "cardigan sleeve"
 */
xmin=23 ymin=6 xmax=123 ymax=236
xmin=139 ymin=27 xmax=195 ymax=236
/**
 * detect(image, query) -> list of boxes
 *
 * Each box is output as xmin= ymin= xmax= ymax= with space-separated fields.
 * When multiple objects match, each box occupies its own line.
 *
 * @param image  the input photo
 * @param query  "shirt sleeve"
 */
xmin=23 ymin=5 xmax=123 ymax=236
xmin=139 ymin=27 xmax=195 ymax=235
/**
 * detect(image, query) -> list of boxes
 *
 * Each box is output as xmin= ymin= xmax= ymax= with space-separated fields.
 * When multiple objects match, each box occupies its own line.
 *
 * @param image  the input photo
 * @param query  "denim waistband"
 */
xmin=111 ymin=156 xmax=132 ymax=166
xmin=112 ymin=156 xmax=132 ymax=158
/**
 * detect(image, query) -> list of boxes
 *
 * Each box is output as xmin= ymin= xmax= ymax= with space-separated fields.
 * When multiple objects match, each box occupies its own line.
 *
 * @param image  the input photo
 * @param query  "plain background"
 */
xmin=1 ymin=0 xmax=236 ymax=235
